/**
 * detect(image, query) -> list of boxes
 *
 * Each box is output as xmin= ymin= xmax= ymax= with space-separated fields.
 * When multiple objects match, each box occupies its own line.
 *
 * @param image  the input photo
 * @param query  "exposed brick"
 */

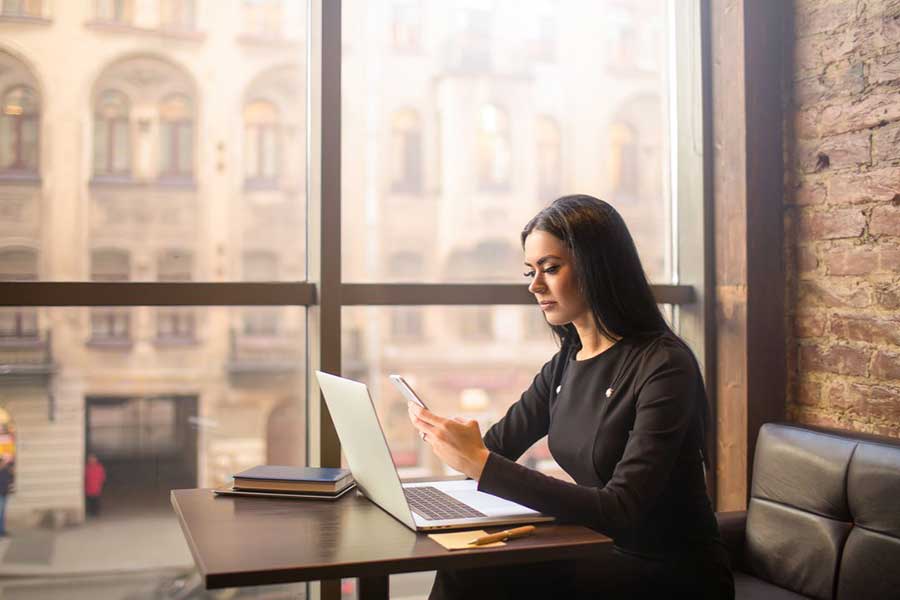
xmin=828 ymin=167 xmax=900 ymax=205
xmin=792 ymin=408 xmax=843 ymax=430
xmin=795 ymin=1 xmax=859 ymax=37
xmin=798 ymin=208 xmax=866 ymax=240
xmin=799 ymin=343 xmax=870 ymax=376
xmin=846 ymin=382 xmax=900 ymax=421
xmin=796 ymin=130 xmax=870 ymax=173
xmin=795 ymin=311 xmax=827 ymax=337
xmin=874 ymin=281 xmax=900 ymax=310
xmin=797 ymin=245 xmax=819 ymax=273
xmin=795 ymin=378 xmax=823 ymax=406
xmin=793 ymin=107 xmax=821 ymax=140
xmin=822 ymin=244 xmax=900 ymax=275
xmin=872 ymin=122 xmax=900 ymax=164
xmin=798 ymin=279 xmax=872 ymax=308
xmin=830 ymin=314 xmax=900 ymax=346
xmin=871 ymin=205 xmax=900 ymax=236
xmin=824 ymin=381 xmax=858 ymax=410
xmin=820 ymin=93 xmax=900 ymax=136
xmin=870 ymin=51 xmax=900 ymax=85
xmin=873 ymin=350 xmax=900 ymax=380
xmin=790 ymin=177 xmax=828 ymax=205
xmin=794 ymin=62 xmax=865 ymax=108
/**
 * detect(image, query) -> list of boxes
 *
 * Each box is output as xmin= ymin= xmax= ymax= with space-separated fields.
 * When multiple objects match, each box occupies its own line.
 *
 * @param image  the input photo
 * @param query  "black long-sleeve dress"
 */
xmin=429 ymin=332 xmax=734 ymax=600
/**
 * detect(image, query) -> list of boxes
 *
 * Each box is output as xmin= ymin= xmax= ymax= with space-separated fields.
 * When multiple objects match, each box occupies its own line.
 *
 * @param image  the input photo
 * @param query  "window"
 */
xmin=1 ymin=0 xmax=42 ymax=18
xmin=90 ymin=249 xmax=131 ymax=343
xmin=159 ymin=94 xmax=193 ymax=179
xmin=536 ymin=115 xmax=561 ymax=198
xmin=477 ymin=104 xmax=511 ymax=191
xmin=391 ymin=1 xmax=422 ymax=52
xmin=0 ymin=248 xmax=37 ymax=338
xmin=390 ymin=108 xmax=422 ymax=193
xmin=96 ymin=0 xmax=134 ymax=24
xmin=156 ymin=250 xmax=195 ymax=342
xmin=609 ymin=121 xmax=638 ymax=199
xmin=242 ymin=251 xmax=280 ymax=336
xmin=93 ymin=90 xmax=131 ymax=177
xmin=160 ymin=0 xmax=196 ymax=31
xmin=388 ymin=252 xmax=424 ymax=339
xmin=244 ymin=100 xmax=280 ymax=185
xmin=0 ymin=86 xmax=39 ymax=173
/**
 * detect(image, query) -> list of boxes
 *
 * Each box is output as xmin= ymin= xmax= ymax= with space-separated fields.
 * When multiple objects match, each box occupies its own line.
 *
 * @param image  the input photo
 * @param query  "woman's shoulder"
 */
xmin=629 ymin=331 xmax=697 ymax=372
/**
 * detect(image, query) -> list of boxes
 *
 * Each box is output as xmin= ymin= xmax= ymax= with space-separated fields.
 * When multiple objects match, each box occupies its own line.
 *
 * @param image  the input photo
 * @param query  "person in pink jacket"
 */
xmin=84 ymin=453 xmax=106 ymax=517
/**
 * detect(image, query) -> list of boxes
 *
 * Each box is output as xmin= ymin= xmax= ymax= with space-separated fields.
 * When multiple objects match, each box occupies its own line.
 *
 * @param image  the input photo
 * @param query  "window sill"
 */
xmin=85 ymin=20 xmax=205 ymax=42
xmin=86 ymin=339 xmax=133 ymax=350
xmin=89 ymin=176 xmax=196 ymax=190
xmin=0 ymin=14 xmax=51 ymax=25
xmin=0 ymin=171 xmax=41 ymax=186
xmin=0 ymin=337 xmax=43 ymax=349
xmin=153 ymin=337 xmax=199 ymax=348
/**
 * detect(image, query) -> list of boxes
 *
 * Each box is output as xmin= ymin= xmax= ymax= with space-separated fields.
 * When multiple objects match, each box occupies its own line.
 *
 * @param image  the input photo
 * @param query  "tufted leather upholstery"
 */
xmin=717 ymin=423 xmax=900 ymax=600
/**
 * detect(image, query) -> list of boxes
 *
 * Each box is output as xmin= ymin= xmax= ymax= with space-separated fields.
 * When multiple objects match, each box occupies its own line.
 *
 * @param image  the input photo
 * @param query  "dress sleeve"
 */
xmin=477 ymin=341 xmax=698 ymax=536
xmin=481 ymin=350 xmax=563 ymax=462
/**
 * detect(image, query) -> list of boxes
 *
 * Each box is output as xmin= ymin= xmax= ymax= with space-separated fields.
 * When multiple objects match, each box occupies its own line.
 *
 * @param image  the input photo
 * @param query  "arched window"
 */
xmin=536 ymin=116 xmax=561 ymax=197
xmin=159 ymin=94 xmax=193 ymax=178
xmin=0 ymin=86 xmax=39 ymax=172
xmin=160 ymin=0 xmax=196 ymax=30
xmin=1 ymin=0 xmax=43 ymax=17
xmin=609 ymin=121 xmax=638 ymax=198
xmin=244 ymin=100 xmax=280 ymax=185
xmin=0 ymin=247 xmax=38 ymax=338
xmin=390 ymin=109 xmax=422 ymax=193
xmin=96 ymin=0 xmax=134 ymax=24
xmin=93 ymin=90 xmax=131 ymax=176
xmin=477 ymin=104 xmax=510 ymax=190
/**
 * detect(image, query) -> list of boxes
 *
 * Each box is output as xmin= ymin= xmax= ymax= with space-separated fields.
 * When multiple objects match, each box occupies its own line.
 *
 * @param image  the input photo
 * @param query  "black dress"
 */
xmin=429 ymin=333 xmax=734 ymax=599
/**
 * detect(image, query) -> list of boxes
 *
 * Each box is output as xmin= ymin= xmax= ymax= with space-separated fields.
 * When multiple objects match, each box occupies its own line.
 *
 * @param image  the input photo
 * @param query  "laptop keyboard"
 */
xmin=404 ymin=486 xmax=487 ymax=521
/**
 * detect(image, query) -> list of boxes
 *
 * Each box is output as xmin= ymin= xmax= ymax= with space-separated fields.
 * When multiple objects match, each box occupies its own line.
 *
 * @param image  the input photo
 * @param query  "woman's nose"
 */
xmin=528 ymin=274 xmax=544 ymax=294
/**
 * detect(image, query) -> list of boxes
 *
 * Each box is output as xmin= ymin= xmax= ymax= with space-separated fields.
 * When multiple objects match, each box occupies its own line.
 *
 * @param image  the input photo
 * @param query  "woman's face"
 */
xmin=523 ymin=230 xmax=591 ymax=327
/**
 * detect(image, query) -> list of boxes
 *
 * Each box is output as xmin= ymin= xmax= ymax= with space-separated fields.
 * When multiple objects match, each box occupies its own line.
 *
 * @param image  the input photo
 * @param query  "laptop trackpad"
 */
xmin=430 ymin=480 xmax=542 ymax=516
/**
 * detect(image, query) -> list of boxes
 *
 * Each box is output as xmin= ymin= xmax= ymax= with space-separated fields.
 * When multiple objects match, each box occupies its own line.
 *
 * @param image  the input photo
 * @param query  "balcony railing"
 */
xmin=0 ymin=330 xmax=55 ymax=382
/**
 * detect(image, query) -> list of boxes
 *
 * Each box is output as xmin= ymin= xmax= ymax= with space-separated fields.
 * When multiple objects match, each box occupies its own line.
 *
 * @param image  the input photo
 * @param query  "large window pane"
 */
xmin=343 ymin=305 xmax=565 ymax=479
xmin=342 ymin=0 xmax=673 ymax=283
xmin=1 ymin=5 xmax=307 ymax=281
xmin=0 ymin=306 xmax=305 ymax=594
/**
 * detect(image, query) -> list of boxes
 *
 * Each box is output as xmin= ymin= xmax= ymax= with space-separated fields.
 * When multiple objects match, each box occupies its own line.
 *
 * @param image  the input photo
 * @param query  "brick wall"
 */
xmin=786 ymin=0 xmax=900 ymax=437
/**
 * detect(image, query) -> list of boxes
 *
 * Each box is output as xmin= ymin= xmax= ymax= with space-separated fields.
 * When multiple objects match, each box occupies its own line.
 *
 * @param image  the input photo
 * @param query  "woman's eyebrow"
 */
xmin=524 ymin=255 xmax=562 ymax=267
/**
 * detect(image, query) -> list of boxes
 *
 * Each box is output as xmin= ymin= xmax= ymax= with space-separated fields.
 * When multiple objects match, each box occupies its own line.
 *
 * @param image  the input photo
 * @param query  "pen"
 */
xmin=466 ymin=525 xmax=536 ymax=546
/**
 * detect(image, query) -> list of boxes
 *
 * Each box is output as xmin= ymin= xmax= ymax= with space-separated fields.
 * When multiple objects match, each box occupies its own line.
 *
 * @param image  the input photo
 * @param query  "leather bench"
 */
xmin=717 ymin=422 xmax=900 ymax=599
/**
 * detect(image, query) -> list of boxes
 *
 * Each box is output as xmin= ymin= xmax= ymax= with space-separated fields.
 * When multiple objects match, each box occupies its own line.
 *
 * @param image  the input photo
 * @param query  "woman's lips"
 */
xmin=539 ymin=301 xmax=557 ymax=311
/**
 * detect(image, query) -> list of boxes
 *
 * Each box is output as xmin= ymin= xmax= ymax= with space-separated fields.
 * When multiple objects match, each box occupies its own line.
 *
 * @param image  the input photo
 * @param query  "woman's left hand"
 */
xmin=407 ymin=403 xmax=490 ymax=481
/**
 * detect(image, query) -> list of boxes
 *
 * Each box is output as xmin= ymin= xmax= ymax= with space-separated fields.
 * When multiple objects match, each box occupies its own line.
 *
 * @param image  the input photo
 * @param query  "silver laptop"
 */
xmin=315 ymin=371 xmax=554 ymax=532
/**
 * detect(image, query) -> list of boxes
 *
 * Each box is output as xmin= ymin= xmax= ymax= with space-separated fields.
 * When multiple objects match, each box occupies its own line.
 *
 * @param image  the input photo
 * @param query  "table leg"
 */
xmin=357 ymin=575 xmax=389 ymax=600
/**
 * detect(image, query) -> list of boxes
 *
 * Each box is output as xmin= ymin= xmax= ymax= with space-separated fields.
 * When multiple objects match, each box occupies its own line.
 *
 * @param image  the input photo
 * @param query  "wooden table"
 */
xmin=171 ymin=488 xmax=612 ymax=599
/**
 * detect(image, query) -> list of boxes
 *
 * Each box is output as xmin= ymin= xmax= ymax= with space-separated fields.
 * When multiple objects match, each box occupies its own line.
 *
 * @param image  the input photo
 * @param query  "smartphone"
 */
xmin=389 ymin=374 xmax=429 ymax=410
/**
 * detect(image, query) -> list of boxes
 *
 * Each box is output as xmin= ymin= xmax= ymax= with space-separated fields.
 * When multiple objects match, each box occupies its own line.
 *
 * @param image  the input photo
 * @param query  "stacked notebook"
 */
xmin=214 ymin=465 xmax=356 ymax=500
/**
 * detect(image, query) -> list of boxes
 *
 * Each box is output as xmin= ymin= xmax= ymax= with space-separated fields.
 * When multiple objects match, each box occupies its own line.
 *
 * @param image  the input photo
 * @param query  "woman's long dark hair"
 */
xmin=521 ymin=194 xmax=672 ymax=346
xmin=523 ymin=194 xmax=711 ymax=465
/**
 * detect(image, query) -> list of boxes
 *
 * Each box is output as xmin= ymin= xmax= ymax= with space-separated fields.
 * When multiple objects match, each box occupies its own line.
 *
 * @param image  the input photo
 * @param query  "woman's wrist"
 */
xmin=472 ymin=448 xmax=490 ymax=481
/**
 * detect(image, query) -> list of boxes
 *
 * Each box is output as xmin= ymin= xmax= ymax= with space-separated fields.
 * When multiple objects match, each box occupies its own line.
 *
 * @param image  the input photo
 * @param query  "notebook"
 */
xmin=315 ymin=371 xmax=553 ymax=532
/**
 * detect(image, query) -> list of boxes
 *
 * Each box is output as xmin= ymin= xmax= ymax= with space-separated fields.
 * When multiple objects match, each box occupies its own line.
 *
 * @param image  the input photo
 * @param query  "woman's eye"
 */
xmin=523 ymin=270 xmax=535 ymax=279
xmin=543 ymin=265 xmax=559 ymax=274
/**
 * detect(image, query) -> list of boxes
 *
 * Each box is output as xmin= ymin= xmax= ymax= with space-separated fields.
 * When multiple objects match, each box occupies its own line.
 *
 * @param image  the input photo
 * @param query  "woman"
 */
xmin=408 ymin=195 xmax=734 ymax=599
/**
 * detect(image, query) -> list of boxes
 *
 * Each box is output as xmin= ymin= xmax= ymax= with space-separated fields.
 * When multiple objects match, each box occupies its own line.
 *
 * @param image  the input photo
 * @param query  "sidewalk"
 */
xmin=0 ymin=509 xmax=193 ymax=577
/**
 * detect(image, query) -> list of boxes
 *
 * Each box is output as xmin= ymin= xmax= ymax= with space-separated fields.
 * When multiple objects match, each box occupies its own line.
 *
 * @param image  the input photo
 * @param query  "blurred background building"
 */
xmin=0 ymin=0 xmax=668 ymax=530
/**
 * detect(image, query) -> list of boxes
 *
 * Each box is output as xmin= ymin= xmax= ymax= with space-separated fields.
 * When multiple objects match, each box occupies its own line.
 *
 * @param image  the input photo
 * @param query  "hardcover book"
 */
xmin=233 ymin=465 xmax=354 ymax=494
